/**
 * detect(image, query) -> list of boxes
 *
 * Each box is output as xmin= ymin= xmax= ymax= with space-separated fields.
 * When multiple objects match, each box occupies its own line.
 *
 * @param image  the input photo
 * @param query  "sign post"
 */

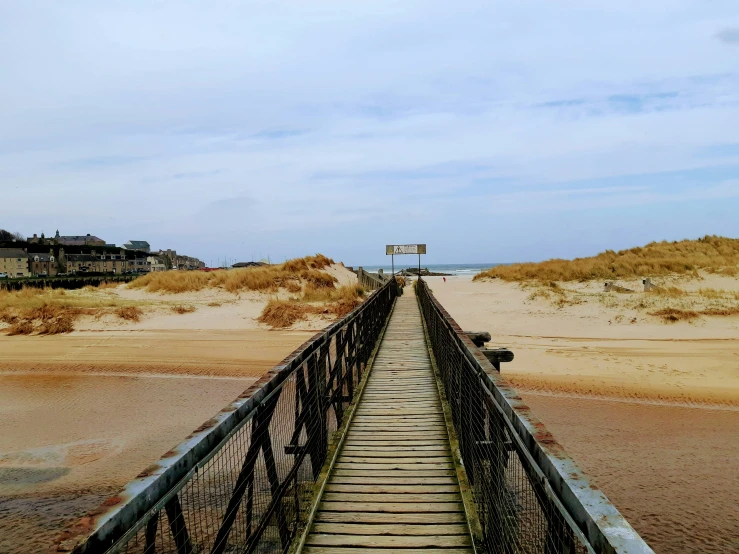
xmin=385 ymin=244 xmax=427 ymax=279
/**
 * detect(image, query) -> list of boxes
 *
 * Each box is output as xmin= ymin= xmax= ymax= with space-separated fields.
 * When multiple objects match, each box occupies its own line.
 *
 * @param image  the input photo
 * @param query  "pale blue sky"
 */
xmin=1 ymin=1 xmax=738 ymax=265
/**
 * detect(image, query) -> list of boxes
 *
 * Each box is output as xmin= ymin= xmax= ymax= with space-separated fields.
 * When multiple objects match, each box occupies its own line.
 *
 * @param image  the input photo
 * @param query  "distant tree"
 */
xmin=0 ymin=229 xmax=25 ymax=242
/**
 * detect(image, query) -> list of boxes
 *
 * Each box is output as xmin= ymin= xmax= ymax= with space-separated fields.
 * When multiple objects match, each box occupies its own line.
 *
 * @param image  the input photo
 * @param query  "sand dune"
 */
xmin=430 ymin=274 xmax=739 ymax=553
xmin=426 ymin=275 xmax=739 ymax=408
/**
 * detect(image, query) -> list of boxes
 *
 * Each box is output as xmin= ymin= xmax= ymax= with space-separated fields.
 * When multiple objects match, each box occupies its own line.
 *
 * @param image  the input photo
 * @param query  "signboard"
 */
xmin=386 ymin=244 xmax=426 ymax=255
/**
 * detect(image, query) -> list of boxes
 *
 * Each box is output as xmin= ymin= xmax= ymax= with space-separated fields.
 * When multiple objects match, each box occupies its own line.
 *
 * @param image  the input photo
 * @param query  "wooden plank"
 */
xmin=313 ymin=512 xmax=467 ymax=525
xmin=353 ymin=415 xmax=442 ymax=421
xmin=353 ymin=409 xmax=441 ymax=414
xmin=305 ymin=535 xmax=472 ymax=548
xmin=328 ymin=476 xmax=458 ymax=485
xmin=358 ymin=399 xmax=440 ymax=405
xmin=350 ymin=418 xmax=444 ymax=423
xmin=303 ymin=547 xmax=470 ymax=554
xmin=348 ymin=426 xmax=447 ymax=431
xmin=342 ymin=445 xmax=449 ymax=451
xmin=325 ymin=484 xmax=460 ymax=494
xmin=311 ymin=523 xmax=469 ymax=536
xmin=321 ymin=493 xmax=460 ymax=503
xmin=345 ymin=433 xmax=448 ymax=439
xmin=356 ymin=405 xmax=440 ymax=411
xmin=337 ymin=457 xmax=452 ymax=464
xmin=338 ymin=450 xmax=451 ymax=458
xmin=365 ymin=376 xmax=434 ymax=380
xmin=360 ymin=395 xmax=437 ymax=399
xmin=318 ymin=502 xmax=464 ymax=513
xmin=352 ymin=415 xmax=444 ymax=421
xmin=331 ymin=469 xmax=457 ymax=478
xmin=348 ymin=423 xmax=448 ymax=429
xmin=344 ymin=441 xmax=449 ymax=447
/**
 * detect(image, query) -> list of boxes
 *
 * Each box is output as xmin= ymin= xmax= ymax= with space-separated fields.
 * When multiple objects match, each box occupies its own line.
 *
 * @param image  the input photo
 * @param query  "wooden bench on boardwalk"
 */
xmin=300 ymin=293 xmax=474 ymax=554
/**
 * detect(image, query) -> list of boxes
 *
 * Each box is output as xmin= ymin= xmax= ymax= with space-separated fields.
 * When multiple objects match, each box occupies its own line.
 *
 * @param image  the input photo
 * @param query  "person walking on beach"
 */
xmin=443 ymin=277 xmax=446 ymax=282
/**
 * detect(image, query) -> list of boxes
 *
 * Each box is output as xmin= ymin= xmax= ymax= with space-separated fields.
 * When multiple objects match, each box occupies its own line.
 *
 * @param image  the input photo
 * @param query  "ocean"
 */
xmin=355 ymin=263 xmax=501 ymax=276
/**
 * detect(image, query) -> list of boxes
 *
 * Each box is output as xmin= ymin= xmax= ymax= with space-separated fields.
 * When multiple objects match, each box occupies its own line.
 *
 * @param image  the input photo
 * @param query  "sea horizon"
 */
xmin=353 ymin=262 xmax=502 ymax=276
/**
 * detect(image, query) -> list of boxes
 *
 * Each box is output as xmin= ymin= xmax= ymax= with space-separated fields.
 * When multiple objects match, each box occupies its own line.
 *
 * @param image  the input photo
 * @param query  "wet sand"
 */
xmin=0 ymin=328 xmax=314 ymax=553
xmin=0 ymin=267 xmax=355 ymax=552
xmin=0 ymin=373 xmax=256 ymax=553
xmin=0 ymin=329 xmax=316 ymax=378
xmin=521 ymin=394 xmax=739 ymax=553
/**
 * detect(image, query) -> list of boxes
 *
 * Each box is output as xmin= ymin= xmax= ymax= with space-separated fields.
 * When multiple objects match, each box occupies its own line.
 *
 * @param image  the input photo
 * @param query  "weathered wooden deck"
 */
xmin=302 ymin=293 xmax=474 ymax=554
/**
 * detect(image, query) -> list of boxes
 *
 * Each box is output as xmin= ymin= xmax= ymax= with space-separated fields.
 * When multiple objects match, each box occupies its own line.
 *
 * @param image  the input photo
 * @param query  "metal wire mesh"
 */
xmin=416 ymin=278 xmax=594 ymax=554
xmin=68 ymin=279 xmax=396 ymax=554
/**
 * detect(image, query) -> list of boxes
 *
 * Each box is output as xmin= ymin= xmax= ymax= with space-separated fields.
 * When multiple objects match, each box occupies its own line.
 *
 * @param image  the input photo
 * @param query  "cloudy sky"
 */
xmin=1 ymin=1 xmax=738 ymax=266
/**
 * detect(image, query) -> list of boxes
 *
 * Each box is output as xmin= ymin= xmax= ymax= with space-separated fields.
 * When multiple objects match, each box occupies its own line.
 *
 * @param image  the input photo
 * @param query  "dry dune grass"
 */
xmin=258 ymin=284 xmax=366 ymax=328
xmin=258 ymin=299 xmax=312 ymax=328
xmin=475 ymin=236 xmax=739 ymax=282
xmin=127 ymin=254 xmax=357 ymax=328
xmin=0 ymin=287 xmax=145 ymax=335
xmin=115 ymin=306 xmax=143 ymax=322
xmin=171 ymin=305 xmax=196 ymax=314
xmin=649 ymin=308 xmax=701 ymax=323
xmin=129 ymin=255 xmax=336 ymax=294
xmin=476 ymin=236 xmax=739 ymax=323
xmin=522 ymin=280 xmax=739 ymax=323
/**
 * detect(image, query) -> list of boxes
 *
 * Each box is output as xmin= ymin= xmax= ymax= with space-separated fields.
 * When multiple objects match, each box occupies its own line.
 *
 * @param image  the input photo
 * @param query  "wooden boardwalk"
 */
xmin=302 ymin=293 xmax=474 ymax=554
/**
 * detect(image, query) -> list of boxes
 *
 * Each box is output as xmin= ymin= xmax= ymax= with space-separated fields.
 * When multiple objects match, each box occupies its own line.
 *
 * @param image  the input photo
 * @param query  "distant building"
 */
xmin=0 ymin=248 xmax=30 ymax=278
xmin=65 ymin=248 xmax=148 ymax=274
xmin=147 ymin=256 xmax=167 ymax=272
xmin=155 ymin=249 xmax=205 ymax=270
xmin=66 ymin=251 xmax=127 ymax=274
xmin=123 ymin=240 xmax=151 ymax=253
xmin=28 ymin=230 xmax=106 ymax=246
xmin=29 ymin=251 xmax=57 ymax=277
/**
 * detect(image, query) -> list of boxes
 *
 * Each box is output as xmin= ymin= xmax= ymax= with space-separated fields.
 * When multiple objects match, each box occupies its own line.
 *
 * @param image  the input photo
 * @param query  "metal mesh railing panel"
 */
xmin=69 ymin=280 xmax=395 ymax=554
xmin=416 ymin=278 xmax=593 ymax=554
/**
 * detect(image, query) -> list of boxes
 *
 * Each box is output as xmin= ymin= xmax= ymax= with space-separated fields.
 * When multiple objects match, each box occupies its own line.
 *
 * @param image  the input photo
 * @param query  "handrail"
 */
xmin=416 ymin=278 xmax=653 ymax=554
xmin=355 ymin=267 xmax=386 ymax=290
xmin=56 ymin=278 xmax=397 ymax=554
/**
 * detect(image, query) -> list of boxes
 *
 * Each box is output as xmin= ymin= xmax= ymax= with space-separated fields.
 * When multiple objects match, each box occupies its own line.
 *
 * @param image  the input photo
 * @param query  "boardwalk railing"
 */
xmin=57 ymin=279 xmax=397 ymax=554
xmin=355 ymin=267 xmax=388 ymax=290
xmin=416 ymin=278 xmax=653 ymax=554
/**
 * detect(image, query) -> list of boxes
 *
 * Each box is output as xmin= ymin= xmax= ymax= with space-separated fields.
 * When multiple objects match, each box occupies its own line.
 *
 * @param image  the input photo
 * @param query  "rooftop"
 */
xmin=0 ymin=248 xmax=27 ymax=258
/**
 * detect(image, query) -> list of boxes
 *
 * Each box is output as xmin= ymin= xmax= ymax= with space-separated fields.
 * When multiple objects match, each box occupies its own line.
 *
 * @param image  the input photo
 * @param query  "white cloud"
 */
xmin=1 ymin=1 xmax=739 ymax=262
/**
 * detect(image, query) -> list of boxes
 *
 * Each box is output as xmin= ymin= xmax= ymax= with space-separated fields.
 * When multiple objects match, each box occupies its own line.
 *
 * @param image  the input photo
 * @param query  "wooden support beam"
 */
xmin=463 ymin=331 xmax=491 ymax=347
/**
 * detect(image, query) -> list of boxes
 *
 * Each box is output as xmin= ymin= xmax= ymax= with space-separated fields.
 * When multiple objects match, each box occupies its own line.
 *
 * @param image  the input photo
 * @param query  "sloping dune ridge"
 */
xmin=432 ymin=238 xmax=739 ymax=553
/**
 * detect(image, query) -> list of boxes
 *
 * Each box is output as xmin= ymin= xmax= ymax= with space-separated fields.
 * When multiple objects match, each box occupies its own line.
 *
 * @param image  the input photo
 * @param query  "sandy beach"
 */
xmin=427 ymin=274 xmax=739 ymax=553
xmin=1 ymin=267 xmax=737 ymax=552
xmin=0 ymin=264 xmax=356 ymax=552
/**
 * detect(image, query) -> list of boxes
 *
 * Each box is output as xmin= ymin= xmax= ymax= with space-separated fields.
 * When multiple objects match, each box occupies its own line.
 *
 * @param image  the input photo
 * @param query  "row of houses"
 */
xmin=0 ymin=230 xmax=206 ymax=278
xmin=0 ymin=247 xmax=157 ymax=278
